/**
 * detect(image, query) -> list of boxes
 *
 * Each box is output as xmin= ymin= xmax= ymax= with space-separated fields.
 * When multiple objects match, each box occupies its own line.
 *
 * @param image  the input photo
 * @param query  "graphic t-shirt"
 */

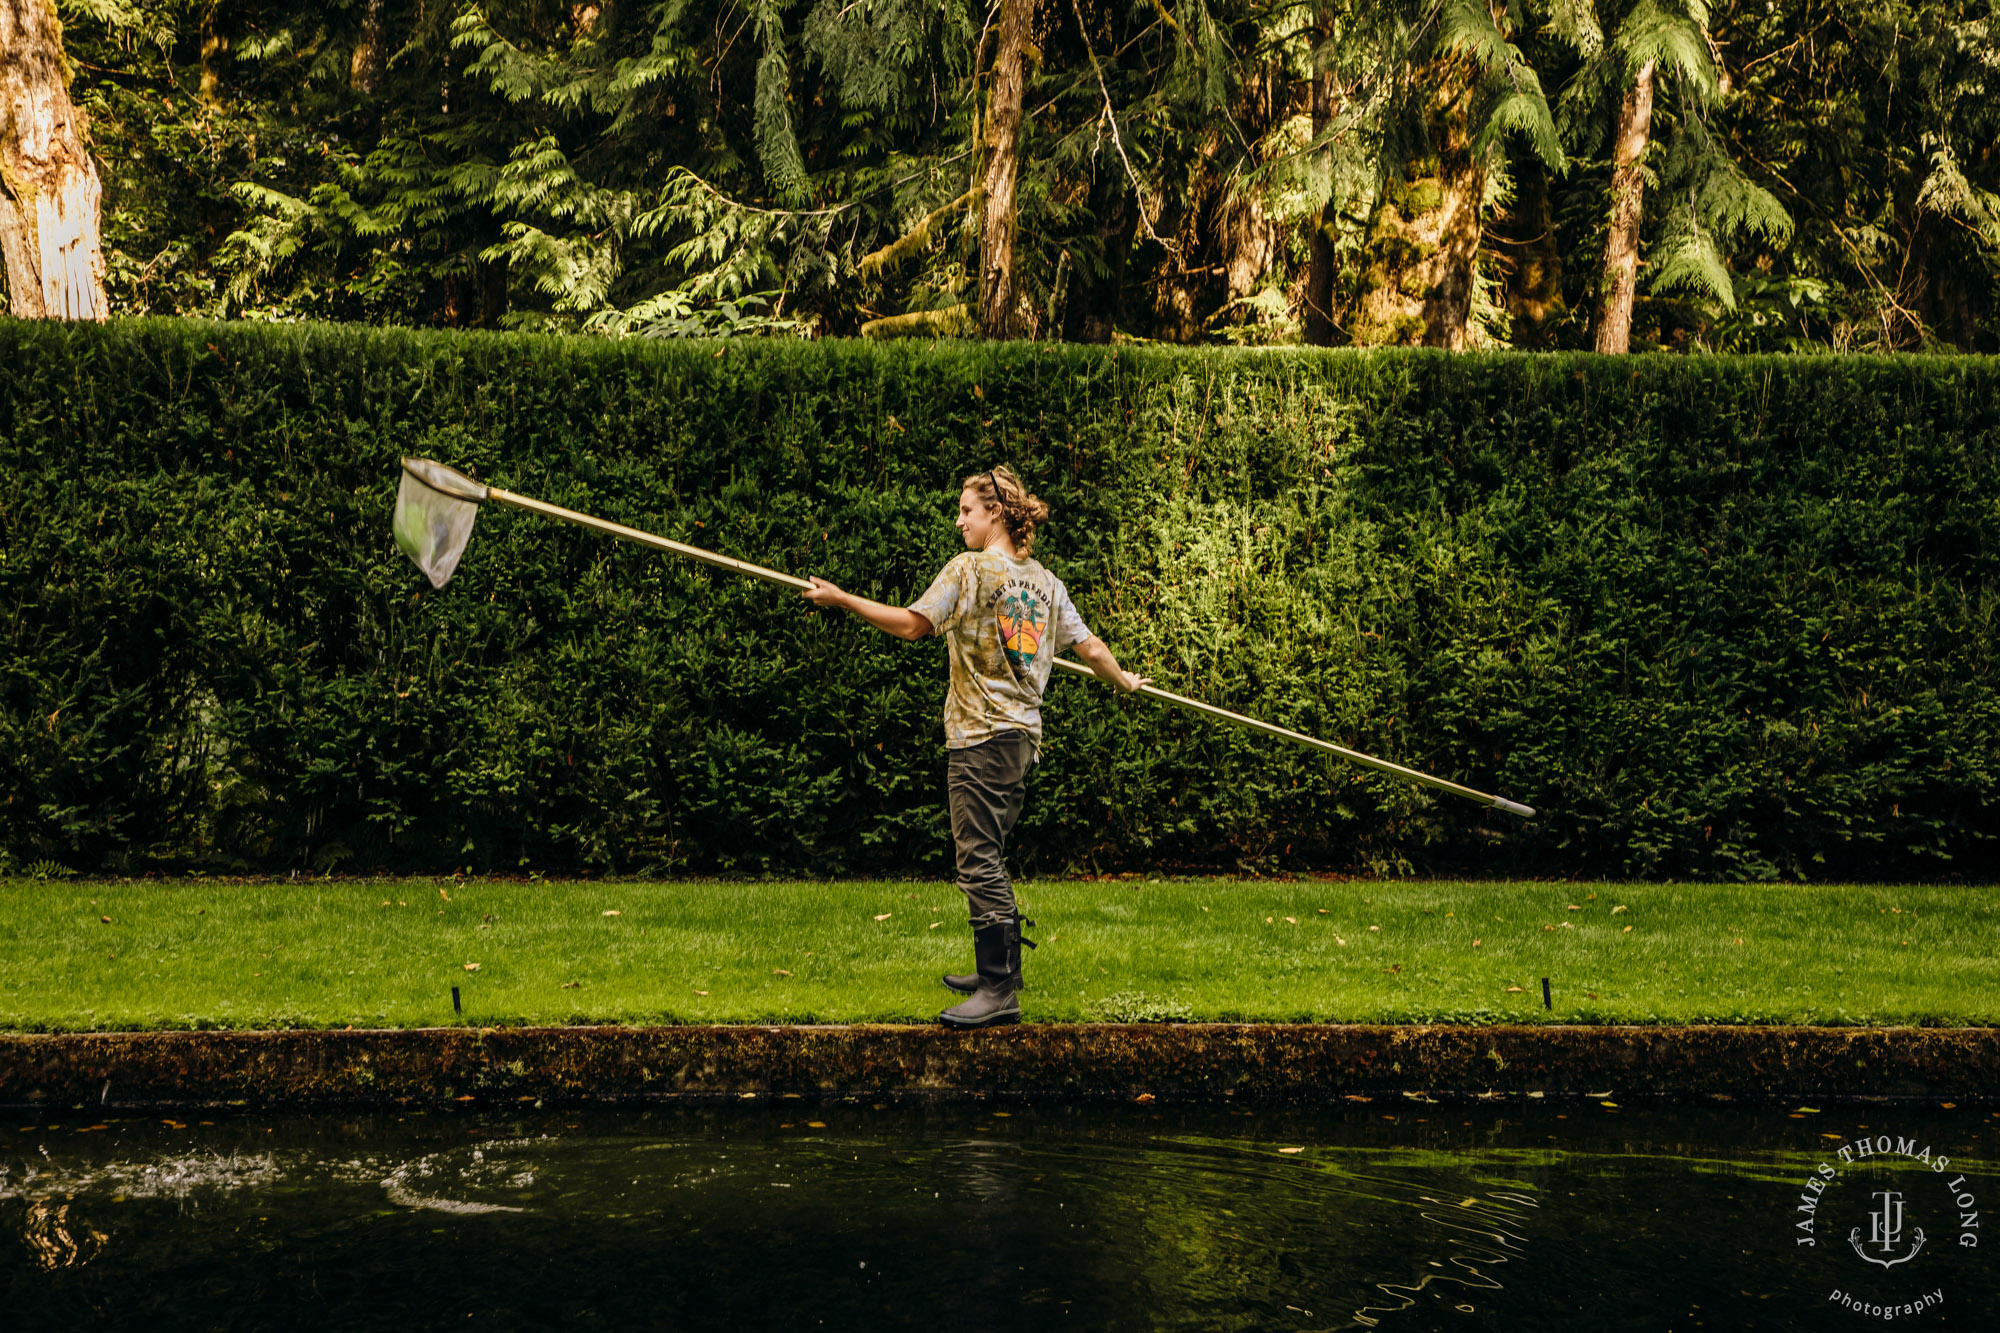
xmin=908 ymin=550 xmax=1092 ymax=749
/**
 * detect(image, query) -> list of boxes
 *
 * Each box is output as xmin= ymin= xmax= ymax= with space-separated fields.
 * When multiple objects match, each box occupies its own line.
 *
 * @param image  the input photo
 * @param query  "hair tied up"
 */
xmin=964 ymin=465 xmax=1051 ymax=555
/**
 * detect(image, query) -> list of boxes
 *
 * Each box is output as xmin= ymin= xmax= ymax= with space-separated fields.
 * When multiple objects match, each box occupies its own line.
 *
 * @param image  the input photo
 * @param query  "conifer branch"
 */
xmin=1069 ymin=0 xmax=1176 ymax=254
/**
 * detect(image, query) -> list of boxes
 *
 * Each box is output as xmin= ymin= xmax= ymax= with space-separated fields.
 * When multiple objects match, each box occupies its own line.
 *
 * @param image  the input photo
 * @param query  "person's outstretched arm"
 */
xmin=1071 ymin=636 xmax=1150 ymax=693
xmin=802 ymin=577 xmax=933 ymax=641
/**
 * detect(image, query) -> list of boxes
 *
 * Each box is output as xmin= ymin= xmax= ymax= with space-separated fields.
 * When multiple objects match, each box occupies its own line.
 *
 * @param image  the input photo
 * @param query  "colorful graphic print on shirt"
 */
xmin=997 ymin=580 xmax=1049 ymax=669
xmin=906 ymin=550 xmax=1094 ymax=750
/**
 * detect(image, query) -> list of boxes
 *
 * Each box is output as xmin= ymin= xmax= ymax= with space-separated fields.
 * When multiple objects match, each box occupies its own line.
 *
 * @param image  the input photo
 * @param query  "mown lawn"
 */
xmin=0 ymin=877 xmax=1993 ymax=1030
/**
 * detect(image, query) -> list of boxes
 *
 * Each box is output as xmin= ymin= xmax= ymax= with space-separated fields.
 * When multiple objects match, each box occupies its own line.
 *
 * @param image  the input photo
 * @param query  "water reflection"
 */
xmin=0 ymin=1102 xmax=1992 ymax=1329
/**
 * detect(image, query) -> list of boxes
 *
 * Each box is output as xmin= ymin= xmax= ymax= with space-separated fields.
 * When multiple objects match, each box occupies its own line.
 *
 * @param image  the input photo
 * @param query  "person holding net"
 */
xmin=802 ymin=466 xmax=1148 ymax=1027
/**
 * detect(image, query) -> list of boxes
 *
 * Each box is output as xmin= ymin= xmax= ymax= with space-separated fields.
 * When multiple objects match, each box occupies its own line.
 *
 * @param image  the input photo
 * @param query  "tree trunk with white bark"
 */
xmin=0 ymin=0 xmax=108 ymax=320
xmin=1594 ymin=59 xmax=1656 ymax=354
xmin=978 ymin=0 xmax=1035 ymax=339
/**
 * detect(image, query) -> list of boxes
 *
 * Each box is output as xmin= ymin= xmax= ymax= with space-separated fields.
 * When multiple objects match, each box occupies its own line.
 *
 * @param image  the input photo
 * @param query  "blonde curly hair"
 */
xmin=963 ymin=465 xmax=1051 ymax=555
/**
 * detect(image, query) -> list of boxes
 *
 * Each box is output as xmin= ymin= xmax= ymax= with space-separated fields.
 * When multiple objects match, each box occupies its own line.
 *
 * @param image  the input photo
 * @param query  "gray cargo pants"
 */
xmin=946 ymin=730 xmax=1036 ymax=925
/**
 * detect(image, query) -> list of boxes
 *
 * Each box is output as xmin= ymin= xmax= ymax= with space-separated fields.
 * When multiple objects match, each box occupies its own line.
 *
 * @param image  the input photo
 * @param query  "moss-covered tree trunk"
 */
xmin=1344 ymin=59 xmax=1488 ymax=348
xmin=1300 ymin=4 xmax=1342 ymax=346
xmin=1060 ymin=177 xmax=1133 ymax=343
xmin=1595 ymin=59 xmax=1656 ymax=354
xmin=1494 ymin=150 xmax=1564 ymax=349
xmin=350 ymin=0 xmax=389 ymax=94
xmin=978 ymin=0 xmax=1036 ymax=339
xmin=0 ymin=0 xmax=107 ymax=320
xmin=1351 ymin=74 xmax=1485 ymax=349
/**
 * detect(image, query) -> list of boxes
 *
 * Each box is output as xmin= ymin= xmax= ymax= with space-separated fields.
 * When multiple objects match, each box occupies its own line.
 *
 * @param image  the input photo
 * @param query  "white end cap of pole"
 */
xmin=1492 ymin=797 xmax=1536 ymax=818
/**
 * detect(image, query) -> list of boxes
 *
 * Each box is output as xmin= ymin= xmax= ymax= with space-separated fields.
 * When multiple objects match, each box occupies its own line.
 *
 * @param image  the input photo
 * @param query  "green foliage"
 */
xmin=1 ymin=321 xmax=1995 ymax=881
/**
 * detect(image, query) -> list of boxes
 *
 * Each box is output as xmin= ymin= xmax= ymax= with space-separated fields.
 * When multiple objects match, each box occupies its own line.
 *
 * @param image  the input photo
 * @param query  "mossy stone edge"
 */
xmin=2 ymin=1024 xmax=1995 ymax=1108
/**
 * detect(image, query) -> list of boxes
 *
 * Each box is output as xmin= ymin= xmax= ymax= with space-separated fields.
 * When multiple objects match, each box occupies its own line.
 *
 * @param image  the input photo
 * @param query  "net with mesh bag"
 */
xmin=392 ymin=458 xmax=489 ymax=589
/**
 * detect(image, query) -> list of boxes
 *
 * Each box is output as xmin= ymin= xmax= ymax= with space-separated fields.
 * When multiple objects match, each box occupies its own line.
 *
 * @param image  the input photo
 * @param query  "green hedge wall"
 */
xmin=2 ymin=319 xmax=1995 ymax=881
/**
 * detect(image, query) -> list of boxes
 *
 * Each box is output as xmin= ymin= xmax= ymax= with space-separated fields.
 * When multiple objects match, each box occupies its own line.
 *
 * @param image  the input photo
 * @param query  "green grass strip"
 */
xmin=1 ymin=879 xmax=1993 ymax=1031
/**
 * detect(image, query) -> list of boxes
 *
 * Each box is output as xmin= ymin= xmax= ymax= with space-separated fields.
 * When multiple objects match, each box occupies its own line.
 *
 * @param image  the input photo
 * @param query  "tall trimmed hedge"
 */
xmin=2 ymin=320 xmax=1995 ymax=880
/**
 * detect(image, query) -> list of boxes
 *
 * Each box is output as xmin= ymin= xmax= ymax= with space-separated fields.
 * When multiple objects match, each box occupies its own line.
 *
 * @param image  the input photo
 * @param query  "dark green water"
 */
xmin=3 ymin=1099 xmax=1994 ymax=1330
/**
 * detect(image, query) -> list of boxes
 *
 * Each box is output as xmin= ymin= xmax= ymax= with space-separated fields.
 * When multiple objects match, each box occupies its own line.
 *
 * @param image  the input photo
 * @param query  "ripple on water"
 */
xmin=2 ymin=1104 xmax=1994 ymax=1331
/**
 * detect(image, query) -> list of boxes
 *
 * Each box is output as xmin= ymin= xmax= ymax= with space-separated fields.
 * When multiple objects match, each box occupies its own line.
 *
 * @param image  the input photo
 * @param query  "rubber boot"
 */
xmin=939 ymin=919 xmax=1022 ymax=1028
xmin=944 ymin=916 xmax=1034 ymax=994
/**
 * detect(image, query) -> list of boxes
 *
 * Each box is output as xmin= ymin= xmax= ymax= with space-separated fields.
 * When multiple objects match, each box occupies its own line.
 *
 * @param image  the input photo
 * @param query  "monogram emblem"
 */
xmin=1848 ymin=1189 xmax=1926 ymax=1269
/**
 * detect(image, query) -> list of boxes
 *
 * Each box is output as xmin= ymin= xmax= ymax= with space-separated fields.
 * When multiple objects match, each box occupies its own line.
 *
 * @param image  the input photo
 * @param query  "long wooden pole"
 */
xmin=1050 ymin=658 xmax=1533 ymax=816
xmin=413 ymin=460 xmax=1536 ymax=817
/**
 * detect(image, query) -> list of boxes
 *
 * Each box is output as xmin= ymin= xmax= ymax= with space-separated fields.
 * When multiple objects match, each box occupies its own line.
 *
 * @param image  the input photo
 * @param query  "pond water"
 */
xmin=3 ymin=1099 xmax=1994 ymax=1330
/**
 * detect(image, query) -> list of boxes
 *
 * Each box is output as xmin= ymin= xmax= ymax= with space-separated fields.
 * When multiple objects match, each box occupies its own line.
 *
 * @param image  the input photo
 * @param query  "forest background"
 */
xmin=6 ymin=0 xmax=2000 ymax=352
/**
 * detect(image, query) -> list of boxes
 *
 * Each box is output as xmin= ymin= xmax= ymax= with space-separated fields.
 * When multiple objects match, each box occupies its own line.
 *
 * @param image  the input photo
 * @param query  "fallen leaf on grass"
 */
xmin=1506 ymin=986 xmax=1525 ymax=993
xmin=1278 ymin=1147 xmax=1304 ymax=1154
xmin=1334 ymin=936 xmax=1347 ymax=946
xmin=464 ymin=962 xmax=480 ymax=972
xmin=380 ymin=900 xmax=391 ymax=907
xmin=1133 ymin=1093 xmax=1155 ymax=1104
xmin=1383 ymin=964 xmax=1402 ymax=974
xmin=1283 ymin=916 xmax=1298 ymax=925
xmin=1734 ymin=937 xmax=1743 ymax=945
xmin=1266 ymin=916 xmax=1274 ymax=923
xmin=602 ymin=910 xmax=622 ymax=917
xmin=1566 ymin=904 xmax=1583 ymax=911
xmin=807 ymin=1121 xmax=826 ymax=1128
xmin=1611 ymin=905 xmax=1628 ymax=915
xmin=99 ymin=916 xmax=111 ymax=924
xmin=561 ymin=981 xmax=582 ymax=989
xmin=693 ymin=989 xmax=708 ymax=996
xmin=1317 ymin=908 xmax=1329 ymax=915
xmin=1622 ymin=925 xmax=1634 ymax=933
xmin=929 ymin=921 xmax=943 ymax=929
xmin=873 ymin=913 xmax=892 ymax=921
xmin=1472 ymin=939 xmax=1483 ymax=947
xmin=773 ymin=969 xmax=792 ymax=977
xmin=1368 ymin=925 xmax=1380 ymax=932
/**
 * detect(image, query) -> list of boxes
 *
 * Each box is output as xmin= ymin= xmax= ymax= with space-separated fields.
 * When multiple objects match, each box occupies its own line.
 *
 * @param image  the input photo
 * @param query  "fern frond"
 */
xmin=754 ymin=8 xmax=813 ymax=207
xmin=1542 ymin=0 xmax=1604 ymax=59
xmin=1648 ymin=209 xmax=1735 ymax=307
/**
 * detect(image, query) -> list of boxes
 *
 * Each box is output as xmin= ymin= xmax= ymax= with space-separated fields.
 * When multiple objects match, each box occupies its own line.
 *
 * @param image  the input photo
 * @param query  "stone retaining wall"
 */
xmin=3 ymin=1025 xmax=1996 ymax=1109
